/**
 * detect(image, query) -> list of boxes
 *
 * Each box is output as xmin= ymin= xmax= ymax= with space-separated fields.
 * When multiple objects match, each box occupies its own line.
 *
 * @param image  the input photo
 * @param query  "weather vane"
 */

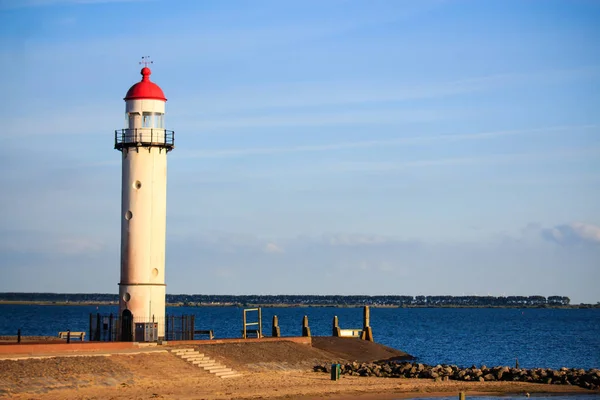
xmin=140 ymin=56 xmax=153 ymax=68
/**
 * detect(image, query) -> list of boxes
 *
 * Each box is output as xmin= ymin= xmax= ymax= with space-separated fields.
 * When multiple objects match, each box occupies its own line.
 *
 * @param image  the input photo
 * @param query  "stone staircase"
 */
xmin=171 ymin=348 xmax=242 ymax=379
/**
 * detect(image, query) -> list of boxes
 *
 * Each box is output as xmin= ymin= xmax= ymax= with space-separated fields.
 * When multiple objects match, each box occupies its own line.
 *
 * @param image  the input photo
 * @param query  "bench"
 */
xmin=339 ymin=329 xmax=363 ymax=338
xmin=193 ymin=329 xmax=214 ymax=340
xmin=58 ymin=331 xmax=86 ymax=341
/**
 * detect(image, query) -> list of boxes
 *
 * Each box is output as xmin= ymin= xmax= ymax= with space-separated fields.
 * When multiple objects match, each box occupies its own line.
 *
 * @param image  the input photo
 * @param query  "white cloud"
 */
xmin=541 ymin=222 xmax=600 ymax=246
xmin=264 ymin=242 xmax=285 ymax=254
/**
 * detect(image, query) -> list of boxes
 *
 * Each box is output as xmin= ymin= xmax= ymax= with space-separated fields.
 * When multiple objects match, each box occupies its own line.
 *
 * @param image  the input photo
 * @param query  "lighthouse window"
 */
xmin=154 ymin=114 xmax=164 ymax=128
xmin=141 ymin=112 xmax=164 ymax=128
xmin=126 ymin=112 xmax=140 ymax=129
xmin=142 ymin=113 xmax=152 ymax=128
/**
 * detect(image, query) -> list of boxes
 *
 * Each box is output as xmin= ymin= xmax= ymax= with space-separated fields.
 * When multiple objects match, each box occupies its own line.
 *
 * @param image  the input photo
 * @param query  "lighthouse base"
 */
xmin=119 ymin=284 xmax=166 ymax=339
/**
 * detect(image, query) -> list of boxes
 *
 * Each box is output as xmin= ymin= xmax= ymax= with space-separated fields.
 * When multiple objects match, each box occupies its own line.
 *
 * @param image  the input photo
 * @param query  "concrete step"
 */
xmin=215 ymin=370 xmax=236 ymax=377
xmin=171 ymin=350 xmax=239 ymax=378
xmin=173 ymin=349 xmax=196 ymax=354
xmin=181 ymin=353 xmax=204 ymax=359
xmin=197 ymin=362 xmax=218 ymax=368
xmin=219 ymin=372 xmax=243 ymax=379
xmin=186 ymin=357 xmax=210 ymax=363
xmin=191 ymin=359 xmax=213 ymax=364
xmin=206 ymin=367 xmax=231 ymax=373
xmin=194 ymin=361 xmax=217 ymax=367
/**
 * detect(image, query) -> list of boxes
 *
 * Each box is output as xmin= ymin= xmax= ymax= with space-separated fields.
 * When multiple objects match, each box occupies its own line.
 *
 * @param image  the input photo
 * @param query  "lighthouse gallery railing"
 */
xmin=114 ymin=128 xmax=174 ymax=150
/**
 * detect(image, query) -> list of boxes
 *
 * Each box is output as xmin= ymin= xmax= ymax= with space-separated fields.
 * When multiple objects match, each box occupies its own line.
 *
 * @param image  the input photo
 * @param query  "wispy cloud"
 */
xmin=190 ymin=108 xmax=465 ymax=130
xmin=327 ymin=146 xmax=600 ymax=174
xmin=179 ymin=65 xmax=600 ymax=114
xmin=177 ymin=124 xmax=598 ymax=160
xmin=325 ymin=233 xmax=399 ymax=246
xmin=0 ymin=229 xmax=106 ymax=255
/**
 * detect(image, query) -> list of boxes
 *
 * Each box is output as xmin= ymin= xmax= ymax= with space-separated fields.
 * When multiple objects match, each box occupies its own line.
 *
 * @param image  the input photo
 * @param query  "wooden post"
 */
xmin=361 ymin=306 xmax=374 ymax=341
xmin=272 ymin=315 xmax=281 ymax=337
xmin=243 ymin=310 xmax=247 ymax=339
xmin=67 ymin=330 xmax=71 ymax=344
xmin=302 ymin=315 xmax=311 ymax=337
xmin=89 ymin=313 xmax=93 ymax=342
xmin=459 ymin=392 xmax=466 ymax=400
xmin=332 ymin=316 xmax=341 ymax=337
xmin=17 ymin=329 xmax=21 ymax=344
xmin=258 ymin=308 xmax=262 ymax=338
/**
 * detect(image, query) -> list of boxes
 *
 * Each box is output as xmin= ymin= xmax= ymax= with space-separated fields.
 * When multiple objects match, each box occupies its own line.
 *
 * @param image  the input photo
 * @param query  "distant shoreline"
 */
xmin=0 ymin=300 xmax=597 ymax=309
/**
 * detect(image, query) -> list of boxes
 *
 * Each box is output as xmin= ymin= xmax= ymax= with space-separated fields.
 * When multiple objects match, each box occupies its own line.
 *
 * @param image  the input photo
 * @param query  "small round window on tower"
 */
xmin=152 ymin=268 xmax=159 ymax=277
xmin=133 ymin=180 xmax=142 ymax=189
xmin=123 ymin=293 xmax=131 ymax=302
xmin=125 ymin=211 xmax=133 ymax=220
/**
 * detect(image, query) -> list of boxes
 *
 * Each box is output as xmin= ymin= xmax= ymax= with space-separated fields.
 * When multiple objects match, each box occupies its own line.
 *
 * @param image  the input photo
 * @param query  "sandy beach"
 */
xmin=0 ymin=339 xmax=597 ymax=400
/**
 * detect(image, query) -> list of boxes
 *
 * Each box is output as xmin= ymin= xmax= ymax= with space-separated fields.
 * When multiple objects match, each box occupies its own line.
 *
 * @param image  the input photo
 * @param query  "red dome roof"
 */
xmin=124 ymin=67 xmax=166 ymax=101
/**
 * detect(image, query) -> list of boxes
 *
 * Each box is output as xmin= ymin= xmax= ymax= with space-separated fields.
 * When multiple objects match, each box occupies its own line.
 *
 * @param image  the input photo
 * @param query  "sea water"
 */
xmin=0 ymin=305 xmax=598 ymax=370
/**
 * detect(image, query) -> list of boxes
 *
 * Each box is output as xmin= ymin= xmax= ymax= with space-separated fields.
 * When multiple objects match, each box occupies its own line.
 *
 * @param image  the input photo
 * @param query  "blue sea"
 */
xmin=0 ymin=305 xmax=598 ymax=370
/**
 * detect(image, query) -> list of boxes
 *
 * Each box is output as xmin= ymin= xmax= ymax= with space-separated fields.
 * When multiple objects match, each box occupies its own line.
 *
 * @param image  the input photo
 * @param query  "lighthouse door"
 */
xmin=121 ymin=309 xmax=133 ymax=342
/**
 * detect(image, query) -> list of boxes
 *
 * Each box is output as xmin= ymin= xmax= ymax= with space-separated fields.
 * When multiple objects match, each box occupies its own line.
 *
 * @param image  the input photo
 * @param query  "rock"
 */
xmin=483 ymin=373 xmax=495 ymax=381
xmin=313 ymin=361 xmax=600 ymax=391
xmin=496 ymin=367 xmax=509 ymax=380
xmin=419 ymin=370 xmax=432 ymax=379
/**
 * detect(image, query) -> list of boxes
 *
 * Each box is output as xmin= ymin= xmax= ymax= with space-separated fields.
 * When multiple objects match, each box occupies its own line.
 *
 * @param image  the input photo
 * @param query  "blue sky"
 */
xmin=0 ymin=0 xmax=599 ymax=303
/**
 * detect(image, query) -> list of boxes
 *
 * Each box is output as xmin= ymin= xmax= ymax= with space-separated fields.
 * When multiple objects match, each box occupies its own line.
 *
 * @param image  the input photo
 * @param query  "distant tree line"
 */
xmin=0 ymin=293 xmax=572 ymax=307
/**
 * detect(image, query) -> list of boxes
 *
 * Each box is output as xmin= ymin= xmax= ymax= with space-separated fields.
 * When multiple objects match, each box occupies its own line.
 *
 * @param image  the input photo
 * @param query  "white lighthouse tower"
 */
xmin=115 ymin=58 xmax=173 ymax=340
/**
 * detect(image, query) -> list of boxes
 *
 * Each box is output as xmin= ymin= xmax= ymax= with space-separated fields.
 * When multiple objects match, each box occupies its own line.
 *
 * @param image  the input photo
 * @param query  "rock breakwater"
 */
xmin=314 ymin=361 xmax=600 ymax=390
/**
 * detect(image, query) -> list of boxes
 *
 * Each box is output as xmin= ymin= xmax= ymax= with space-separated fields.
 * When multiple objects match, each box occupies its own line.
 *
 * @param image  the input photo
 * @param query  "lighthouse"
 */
xmin=115 ymin=58 xmax=174 ymax=340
